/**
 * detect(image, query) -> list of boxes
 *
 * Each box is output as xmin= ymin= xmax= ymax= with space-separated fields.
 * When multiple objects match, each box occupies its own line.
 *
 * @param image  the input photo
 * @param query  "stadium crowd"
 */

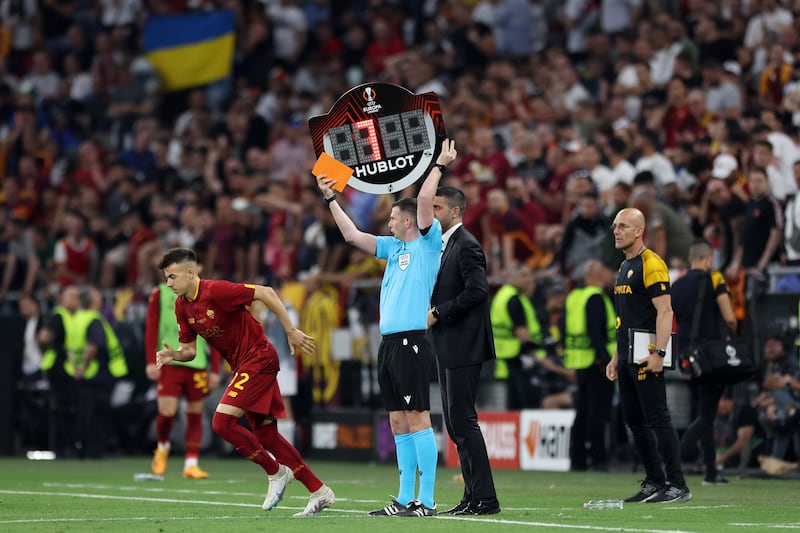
xmin=1 ymin=0 xmax=799 ymax=469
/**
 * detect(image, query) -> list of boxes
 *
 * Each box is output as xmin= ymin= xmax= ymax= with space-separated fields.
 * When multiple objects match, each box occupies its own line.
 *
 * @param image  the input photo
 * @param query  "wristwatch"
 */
xmin=654 ymin=348 xmax=667 ymax=358
xmin=431 ymin=306 xmax=440 ymax=319
xmin=434 ymin=163 xmax=447 ymax=174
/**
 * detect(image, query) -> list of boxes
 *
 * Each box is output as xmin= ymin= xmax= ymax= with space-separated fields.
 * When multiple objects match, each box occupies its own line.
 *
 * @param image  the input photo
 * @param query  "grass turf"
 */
xmin=0 ymin=456 xmax=798 ymax=532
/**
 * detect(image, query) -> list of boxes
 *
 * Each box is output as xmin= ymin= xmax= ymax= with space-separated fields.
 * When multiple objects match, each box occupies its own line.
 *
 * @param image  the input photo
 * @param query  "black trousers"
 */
xmin=438 ymin=362 xmax=496 ymax=502
xmin=681 ymin=380 xmax=724 ymax=477
xmin=571 ymin=364 xmax=614 ymax=469
xmin=618 ymin=361 xmax=686 ymax=488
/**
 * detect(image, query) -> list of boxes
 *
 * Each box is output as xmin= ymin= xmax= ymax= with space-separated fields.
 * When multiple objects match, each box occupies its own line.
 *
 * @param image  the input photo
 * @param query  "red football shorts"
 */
xmin=219 ymin=368 xmax=285 ymax=418
xmin=157 ymin=365 xmax=211 ymax=402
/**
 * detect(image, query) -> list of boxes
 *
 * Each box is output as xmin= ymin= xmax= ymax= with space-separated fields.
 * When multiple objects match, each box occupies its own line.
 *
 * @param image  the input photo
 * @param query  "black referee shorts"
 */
xmin=377 ymin=330 xmax=434 ymax=412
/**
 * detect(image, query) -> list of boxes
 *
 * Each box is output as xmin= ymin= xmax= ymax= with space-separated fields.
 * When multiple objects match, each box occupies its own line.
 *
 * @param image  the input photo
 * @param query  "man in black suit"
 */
xmin=428 ymin=185 xmax=500 ymax=516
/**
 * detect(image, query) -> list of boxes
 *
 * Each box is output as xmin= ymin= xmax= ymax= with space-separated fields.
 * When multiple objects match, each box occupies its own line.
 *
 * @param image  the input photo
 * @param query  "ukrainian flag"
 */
xmin=143 ymin=10 xmax=235 ymax=92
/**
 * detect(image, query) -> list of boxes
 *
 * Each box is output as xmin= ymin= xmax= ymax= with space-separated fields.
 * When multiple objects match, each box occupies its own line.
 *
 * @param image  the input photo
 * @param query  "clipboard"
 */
xmin=628 ymin=329 xmax=675 ymax=369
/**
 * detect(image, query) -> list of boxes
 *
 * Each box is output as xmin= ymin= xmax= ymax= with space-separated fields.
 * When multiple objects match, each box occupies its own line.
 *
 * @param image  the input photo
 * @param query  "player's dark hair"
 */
xmin=436 ymin=186 xmax=467 ymax=213
xmin=158 ymin=247 xmax=197 ymax=270
xmin=392 ymin=197 xmax=418 ymax=219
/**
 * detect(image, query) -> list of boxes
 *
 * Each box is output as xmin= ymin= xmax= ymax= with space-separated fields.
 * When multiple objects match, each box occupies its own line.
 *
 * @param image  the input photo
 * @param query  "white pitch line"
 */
xmin=2 ymin=489 xmax=773 ymax=532
xmin=438 ymin=515 xmax=700 ymax=533
xmin=0 ymin=490 xmax=259 ymax=508
xmin=0 ymin=516 xmax=254 ymax=525
xmin=729 ymin=524 xmax=800 ymax=529
xmin=41 ymin=482 xmax=361 ymax=503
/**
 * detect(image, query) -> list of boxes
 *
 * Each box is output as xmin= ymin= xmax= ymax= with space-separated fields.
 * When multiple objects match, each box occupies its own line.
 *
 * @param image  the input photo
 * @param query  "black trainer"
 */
xmin=396 ymin=500 xmax=436 ymax=517
xmin=368 ymin=499 xmax=407 ymax=516
xmin=624 ymin=480 xmax=662 ymax=503
xmin=647 ymin=485 xmax=693 ymax=503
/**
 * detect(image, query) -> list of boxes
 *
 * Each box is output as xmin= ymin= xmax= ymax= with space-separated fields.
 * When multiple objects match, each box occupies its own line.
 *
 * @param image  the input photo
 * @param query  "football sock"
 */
xmin=412 ymin=427 xmax=438 ymax=508
xmin=184 ymin=412 xmax=203 ymax=458
xmin=156 ymin=414 xmax=174 ymax=448
xmin=184 ymin=456 xmax=198 ymax=468
xmin=394 ymin=432 xmax=417 ymax=506
xmin=252 ymin=417 xmax=323 ymax=492
xmin=212 ymin=412 xmax=278 ymax=475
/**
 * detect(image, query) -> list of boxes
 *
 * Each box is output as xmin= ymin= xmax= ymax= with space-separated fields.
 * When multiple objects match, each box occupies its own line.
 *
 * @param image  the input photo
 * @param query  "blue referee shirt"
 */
xmin=375 ymin=219 xmax=442 ymax=335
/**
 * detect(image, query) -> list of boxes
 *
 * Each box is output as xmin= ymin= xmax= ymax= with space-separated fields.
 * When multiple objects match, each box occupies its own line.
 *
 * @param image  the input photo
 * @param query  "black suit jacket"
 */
xmin=430 ymin=225 xmax=496 ymax=369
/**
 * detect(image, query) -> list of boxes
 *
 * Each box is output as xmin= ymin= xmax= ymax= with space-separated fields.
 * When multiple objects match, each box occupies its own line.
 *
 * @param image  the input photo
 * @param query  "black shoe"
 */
xmin=454 ymin=498 xmax=501 ymax=515
xmin=368 ymin=499 xmax=407 ymax=516
xmin=646 ymin=485 xmax=693 ymax=503
xmin=396 ymin=500 xmax=436 ymax=517
xmin=624 ymin=480 xmax=662 ymax=503
xmin=443 ymin=501 xmax=470 ymax=514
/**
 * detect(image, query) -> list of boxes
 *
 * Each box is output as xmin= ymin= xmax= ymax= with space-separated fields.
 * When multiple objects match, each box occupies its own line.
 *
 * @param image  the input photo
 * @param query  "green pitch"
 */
xmin=0 ymin=457 xmax=798 ymax=532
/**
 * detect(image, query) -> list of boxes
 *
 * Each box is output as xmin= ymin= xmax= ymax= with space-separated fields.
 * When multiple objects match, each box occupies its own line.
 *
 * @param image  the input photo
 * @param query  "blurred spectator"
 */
xmin=21 ymin=50 xmax=60 ymax=103
xmin=713 ymin=387 xmax=759 ymax=470
xmin=53 ymin=209 xmax=97 ymax=288
xmin=74 ymin=286 xmax=128 ymax=458
xmin=702 ymin=58 xmax=743 ymax=119
xmin=758 ymin=42 xmax=792 ymax=111
xmin=364 ymin=15 xmax=404 ymax=78
xmin=486 ymin=187 xmax=540 ymax=276
xmin=490 ymin=264 xmax=545 ymax=410
xmin=633 ymin=129 xmax=680 ymax=201
xmin=0 ymin=0 xmax=37 ymax=75
xmin=16 ymin=293 xmax=50 ymax=450
xmin=727 ymin=167 xmax=784 ymax=280
xmin=752 ymin=122 xmax=800 ymax=201
xmin=491 ymin=0 xmax=536 ymax=63
xmin=452 ymin=126 xmax=513 ymax=198
xmin=700 ymin=177 xmax=746 ymax=272
xmin=743 ymin=0 xmax=793 ymax=52
xmin=267 ymin=0 xmax=308 ymax=70
xmin=784 ymin=161 xmax=800 ymax=265
xmin=0 ymin=212 xmax=39 ymax=298
xmin=600 ymin=0 xmax=641 ymax=37
xmin=559 ymin=190 xmax=608 ymax=277
xmin=754 ymin=332 xmax=800 ymax=461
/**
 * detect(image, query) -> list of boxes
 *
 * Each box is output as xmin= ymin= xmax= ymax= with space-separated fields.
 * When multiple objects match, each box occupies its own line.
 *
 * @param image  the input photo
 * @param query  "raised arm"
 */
xmin=317 ymin=176 xmax=377 ymax=254
xmin=417 ymin=138 xmax=458 ymax=229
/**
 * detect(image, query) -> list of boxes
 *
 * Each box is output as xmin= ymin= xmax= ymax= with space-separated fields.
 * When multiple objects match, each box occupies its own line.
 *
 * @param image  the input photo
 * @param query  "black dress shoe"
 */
xmin=454 ymin=498 xmax=501 ymax=515
xmin=443 ymin=501 xmax=470 ymax=514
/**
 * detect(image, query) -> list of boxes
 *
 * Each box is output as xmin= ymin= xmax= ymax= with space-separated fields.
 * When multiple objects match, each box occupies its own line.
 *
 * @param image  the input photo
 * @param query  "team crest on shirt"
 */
xmin=188 ymin=318 xmax=195 ymax=324
xmin=206 ymin=309 xmax=215 ymax=320
xmin=627 ymin=269 xmax=634 ymax=279
xmin=398 ymin=252 xmax=410 ymax=270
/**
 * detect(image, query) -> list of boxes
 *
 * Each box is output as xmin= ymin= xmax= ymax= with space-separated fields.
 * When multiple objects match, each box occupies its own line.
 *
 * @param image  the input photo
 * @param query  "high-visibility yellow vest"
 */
xmin=564 ymin=286 xmax=616 ymax=370
xmin=72 ymin=309 xmax=129 ymax=379
xmin=158 ymin=283 xmax=208 ymax=370
xmin=490 ymin=284 xmax=543 ymax=379
xmin=41 ymin=306 xmax=74 ymax=373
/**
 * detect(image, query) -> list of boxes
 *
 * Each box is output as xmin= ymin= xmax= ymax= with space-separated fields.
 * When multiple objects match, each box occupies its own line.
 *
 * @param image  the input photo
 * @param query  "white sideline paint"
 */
xmin=0 ymin=489 xmax=776 ymax=532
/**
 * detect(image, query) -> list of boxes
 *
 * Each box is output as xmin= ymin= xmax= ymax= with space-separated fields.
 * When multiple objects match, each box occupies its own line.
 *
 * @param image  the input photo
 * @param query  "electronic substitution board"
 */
xmin=308 ymin=83 xmax=446 ymax=194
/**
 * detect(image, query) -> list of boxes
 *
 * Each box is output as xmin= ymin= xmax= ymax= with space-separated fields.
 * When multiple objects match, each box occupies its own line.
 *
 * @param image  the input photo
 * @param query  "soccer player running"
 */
xmin=607 ymin=207 xmax=692 ymax=504
xmin=317 ymin=139 xmax=457 ymax=517
xmin=146 ymin=273 xmax=222 ymax=479
xmin=155 ymin=248 xmax=334 ymax=516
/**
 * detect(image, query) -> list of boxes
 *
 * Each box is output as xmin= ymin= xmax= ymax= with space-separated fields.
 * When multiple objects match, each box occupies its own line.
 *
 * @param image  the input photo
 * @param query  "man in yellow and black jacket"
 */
xmin=608 ymin=207 xmax=691 ymax=504
xmin=563 ymin=259 xmax=616 ymax=471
